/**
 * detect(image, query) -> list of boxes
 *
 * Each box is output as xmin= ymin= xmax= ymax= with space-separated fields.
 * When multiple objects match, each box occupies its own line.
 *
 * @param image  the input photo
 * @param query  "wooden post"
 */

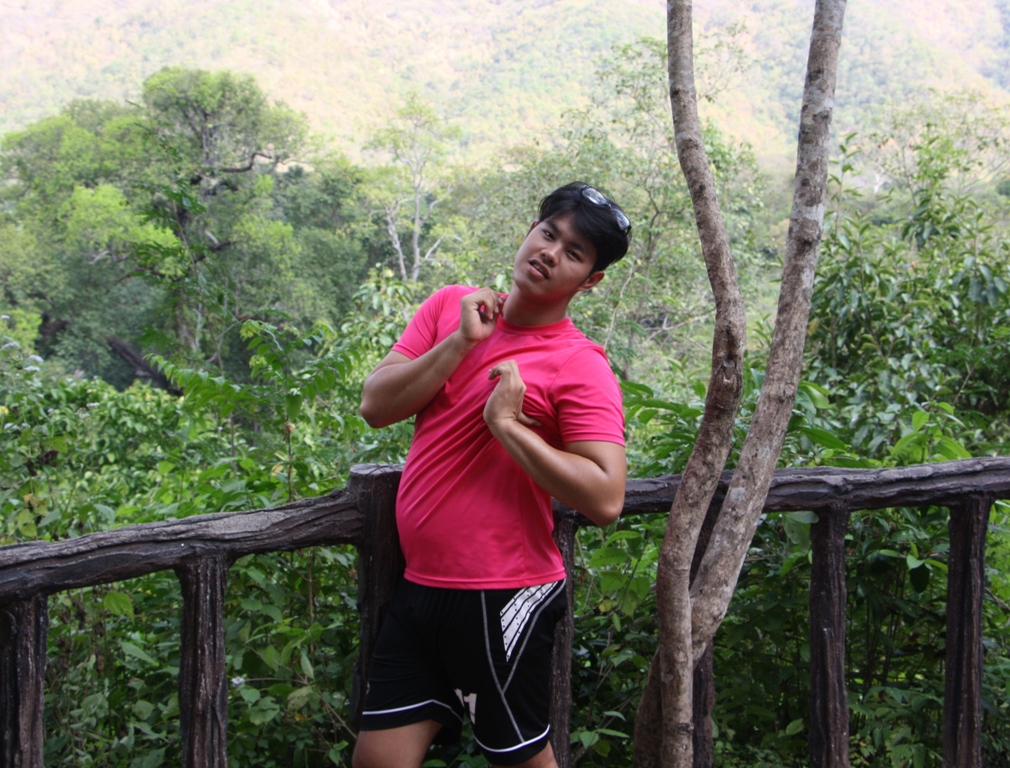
xmin=349 ymin=464 xmax=404 ymax=728
xmin=944 ymin=494 xmax=992 ymax=768
xmin=549 ymin=508 xmax=578 ymax=768
xmin=0 ymin=595 xmax=47 ymax=768
xmin=176 ymin=556 xmax=229 ymax=768
xmin=808 ymin=505 xmax=851 ymax=768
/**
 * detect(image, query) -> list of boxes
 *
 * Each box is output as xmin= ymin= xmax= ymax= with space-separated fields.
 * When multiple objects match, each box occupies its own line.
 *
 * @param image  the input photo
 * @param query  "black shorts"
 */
xmin=360 ymin=578 xmax=567 ymax=766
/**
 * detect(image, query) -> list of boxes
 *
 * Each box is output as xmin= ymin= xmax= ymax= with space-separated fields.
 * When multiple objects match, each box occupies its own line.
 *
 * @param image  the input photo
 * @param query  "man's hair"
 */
xmin=537 ymin=182 xmax=631 ymax=272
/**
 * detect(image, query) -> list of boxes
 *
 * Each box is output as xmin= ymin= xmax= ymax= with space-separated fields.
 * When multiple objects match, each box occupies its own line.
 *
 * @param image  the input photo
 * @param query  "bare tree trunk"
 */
xmin=636 ymin=2 xmax=747 ymax=765
xmin=688 ymin=0 xmax=847 ymax=665
xmin=385 ymin=204 xmax=409 ymax=281
xmin=634 ymin=2 xmax=847 ymax=766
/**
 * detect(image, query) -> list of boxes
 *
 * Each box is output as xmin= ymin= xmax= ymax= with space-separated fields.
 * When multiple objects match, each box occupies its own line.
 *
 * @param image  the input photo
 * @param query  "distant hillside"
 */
xmin=2 ymin=0 xmax=1008 ymax=168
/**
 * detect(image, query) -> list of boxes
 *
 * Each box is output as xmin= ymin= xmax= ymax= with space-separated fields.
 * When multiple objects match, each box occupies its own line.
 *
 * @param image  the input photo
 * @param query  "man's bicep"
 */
xmin=566 ymin=440 xmax=626 ymax=491
xmin=564 ymin=440 xmax=627 ymax=524
xmin=565 ymin=440 xmax=626 ymax=474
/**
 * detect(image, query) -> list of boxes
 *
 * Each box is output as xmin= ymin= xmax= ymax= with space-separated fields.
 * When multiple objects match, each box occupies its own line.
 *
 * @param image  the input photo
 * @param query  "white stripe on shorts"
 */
xmin=499 ymin=582 xmax=556 ymax=661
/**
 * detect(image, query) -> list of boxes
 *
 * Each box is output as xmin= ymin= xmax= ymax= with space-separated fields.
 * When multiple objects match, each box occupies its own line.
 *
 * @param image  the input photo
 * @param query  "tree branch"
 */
xmin=106 ymin=336 xmax=183 ymax=395
xmin=384 ymin=204 xmax=408 ymax=281
xmin=220 ymin=151 xmax=274 ymax=174
xmin=689 ymin=0 xmax=848 ymax=662
xmin=635 ymin=3 xmax=847 ymax=767
xmin=634 ymin=1 xmax=747 ymax=765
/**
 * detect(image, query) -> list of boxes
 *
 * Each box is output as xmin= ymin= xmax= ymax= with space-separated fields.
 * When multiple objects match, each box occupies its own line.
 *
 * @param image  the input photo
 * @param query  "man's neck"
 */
xmin=502 ymin=287 xmax=570 ymax=327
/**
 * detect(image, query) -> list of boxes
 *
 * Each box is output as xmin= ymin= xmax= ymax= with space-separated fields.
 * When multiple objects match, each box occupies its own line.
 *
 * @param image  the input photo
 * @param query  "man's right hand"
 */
xmin=457 ymin=288 xmax=505 ymax=345
xmin=360 ymin=288 xmax=503 ymax=429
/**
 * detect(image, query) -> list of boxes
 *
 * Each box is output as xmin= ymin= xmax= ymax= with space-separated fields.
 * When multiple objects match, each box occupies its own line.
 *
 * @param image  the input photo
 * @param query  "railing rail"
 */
xmin=1 ymin=457 xmax=1009 ymax=767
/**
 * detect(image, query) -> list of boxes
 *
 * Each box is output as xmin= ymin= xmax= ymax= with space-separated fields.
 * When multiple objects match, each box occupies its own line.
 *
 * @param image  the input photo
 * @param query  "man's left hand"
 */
xmin=484 ymin=360 xmax=541 ymax=431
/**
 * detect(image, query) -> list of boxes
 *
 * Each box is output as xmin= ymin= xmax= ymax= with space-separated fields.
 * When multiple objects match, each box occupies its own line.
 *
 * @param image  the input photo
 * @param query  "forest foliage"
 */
xmin=2 ymin=44 xmax=1010 ymax=767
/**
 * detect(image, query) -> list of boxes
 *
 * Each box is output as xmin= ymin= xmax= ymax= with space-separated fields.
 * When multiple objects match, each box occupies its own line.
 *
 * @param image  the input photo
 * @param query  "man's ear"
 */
xmin=577 ymin=270 xmax=606 ymax=292
xmin=528 ymin=220 xmax=539 ymax=234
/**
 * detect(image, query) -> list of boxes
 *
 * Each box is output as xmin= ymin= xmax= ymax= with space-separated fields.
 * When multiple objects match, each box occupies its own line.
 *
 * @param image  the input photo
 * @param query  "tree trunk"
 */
xmin=635 ymin=2 xmax=848 ymax=766
xmin=643 ymin=0 xmax=747 ymax=763
xmin=689 ymin=0 xmax=847 ymax=665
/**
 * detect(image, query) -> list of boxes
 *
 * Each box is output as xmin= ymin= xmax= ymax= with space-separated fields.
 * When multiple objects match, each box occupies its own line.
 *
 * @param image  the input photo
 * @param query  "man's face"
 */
xmin=512 ymin=212 xmax=604 ymax=303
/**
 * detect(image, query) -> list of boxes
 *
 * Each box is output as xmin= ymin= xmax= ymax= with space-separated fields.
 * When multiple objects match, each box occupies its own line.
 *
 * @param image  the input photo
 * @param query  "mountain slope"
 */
xmin=1 ymin=0 xmax=1007 ymax=167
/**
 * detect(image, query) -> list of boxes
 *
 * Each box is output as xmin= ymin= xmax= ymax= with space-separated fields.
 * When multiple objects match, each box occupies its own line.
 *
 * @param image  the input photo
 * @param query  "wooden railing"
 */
xmin=2 ymin=457 xmax=1009 ymax=768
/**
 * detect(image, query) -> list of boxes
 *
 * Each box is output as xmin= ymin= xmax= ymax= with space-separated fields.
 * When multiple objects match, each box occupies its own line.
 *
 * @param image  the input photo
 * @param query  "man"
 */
xmin=354 ymin=182 xmax=631 ymax=768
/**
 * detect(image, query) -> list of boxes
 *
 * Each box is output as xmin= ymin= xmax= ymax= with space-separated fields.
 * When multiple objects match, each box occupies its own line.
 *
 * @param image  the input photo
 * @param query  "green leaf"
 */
xmin=136 ymin=748 xmax=165 ymax=768
xmin=94 ymin=504 xmax=116 ymax=524
xmin=133 ymin=700 xmax=155 ymax=721
xmin=260 ymin=645 xmax=281 ymax=671
xmin=911 ymin=410 xmax=929 ymax=432
xmin=598 ymin=571 xmax=627 ymax=593
xmin=934 ymin=436 xmax=971 ymax=460
xmin=247 ymin=699 xmax=280 ymax=725
xmin=780 ymin=552 xmax=807 ymax=576
xmin=287 ymin=684 xmax=315 ymax=710
xmin=783 ymin=515 xmax=812 ymax=548
xmin=785 ymin=511 xmax=819 ymax=525
xmin=800 ymin=427 xmax=848 ymax=451
xmin=120 ymin=641 xmax=156 ymax=665
xmin=628 ymin=575 xmax=651 ymax=599
xmin=576 ymin=730 xmax=599 ymax=748
xmin=785 ymin=718 xmax=804 ymax=736
xmin=606 ymin=530 xmax=641 ymax=543
xmin=285 ymin=392 xmax=302 ymax=422
xmin=909 ymin=564 xmax=931 ymax=593
xmin=299 ymin=652 xmax=315 ymax=680
xmin=103 ymin=591 xmax=134 ymax=618
xmin=798 ymin=382 xmax=831 ymax=409
xmin=588 ymin=547 xmax=630 ymax=568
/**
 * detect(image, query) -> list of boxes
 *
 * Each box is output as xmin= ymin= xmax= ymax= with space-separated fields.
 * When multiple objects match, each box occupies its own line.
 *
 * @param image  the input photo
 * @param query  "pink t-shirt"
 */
xmin=391 ymin=285 xmax=625 ymax=589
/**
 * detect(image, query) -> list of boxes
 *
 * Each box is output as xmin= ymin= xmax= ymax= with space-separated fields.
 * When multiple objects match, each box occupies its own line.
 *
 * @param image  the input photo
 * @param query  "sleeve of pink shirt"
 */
xmin=552 ymin=347 xmax=626 ymax=446
xmin=391 ymin=285 xmax=462 ymax=360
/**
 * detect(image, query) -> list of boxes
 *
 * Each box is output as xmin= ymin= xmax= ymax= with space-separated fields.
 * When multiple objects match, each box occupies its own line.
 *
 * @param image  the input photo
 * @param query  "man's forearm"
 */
xmin=360 ymin=332 xmax=476 ymax=428
xmin=487 ymin=421 xmax=626 ymax=526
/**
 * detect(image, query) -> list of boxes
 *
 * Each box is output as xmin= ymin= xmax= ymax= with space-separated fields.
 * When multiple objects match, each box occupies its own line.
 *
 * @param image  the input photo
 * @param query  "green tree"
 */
xmin=365 ymin=93 xmax=462 ymax=282
xmin=0 ymin=69 xmax=326 ymax=383
xmin=270 ymin=158 xmax=381 ymax=324
xmin=809 ymin=132 xmax=1010 ymax=459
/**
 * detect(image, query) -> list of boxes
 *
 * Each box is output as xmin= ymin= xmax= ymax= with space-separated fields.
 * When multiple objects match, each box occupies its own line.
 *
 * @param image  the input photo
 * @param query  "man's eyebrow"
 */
xmin=543 ymin=218 xmax=589 ymax=256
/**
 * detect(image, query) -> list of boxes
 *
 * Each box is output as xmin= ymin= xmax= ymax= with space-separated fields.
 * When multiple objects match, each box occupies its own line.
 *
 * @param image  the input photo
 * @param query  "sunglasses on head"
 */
xmin=580 ymin=185 xmax=632 ymax=234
